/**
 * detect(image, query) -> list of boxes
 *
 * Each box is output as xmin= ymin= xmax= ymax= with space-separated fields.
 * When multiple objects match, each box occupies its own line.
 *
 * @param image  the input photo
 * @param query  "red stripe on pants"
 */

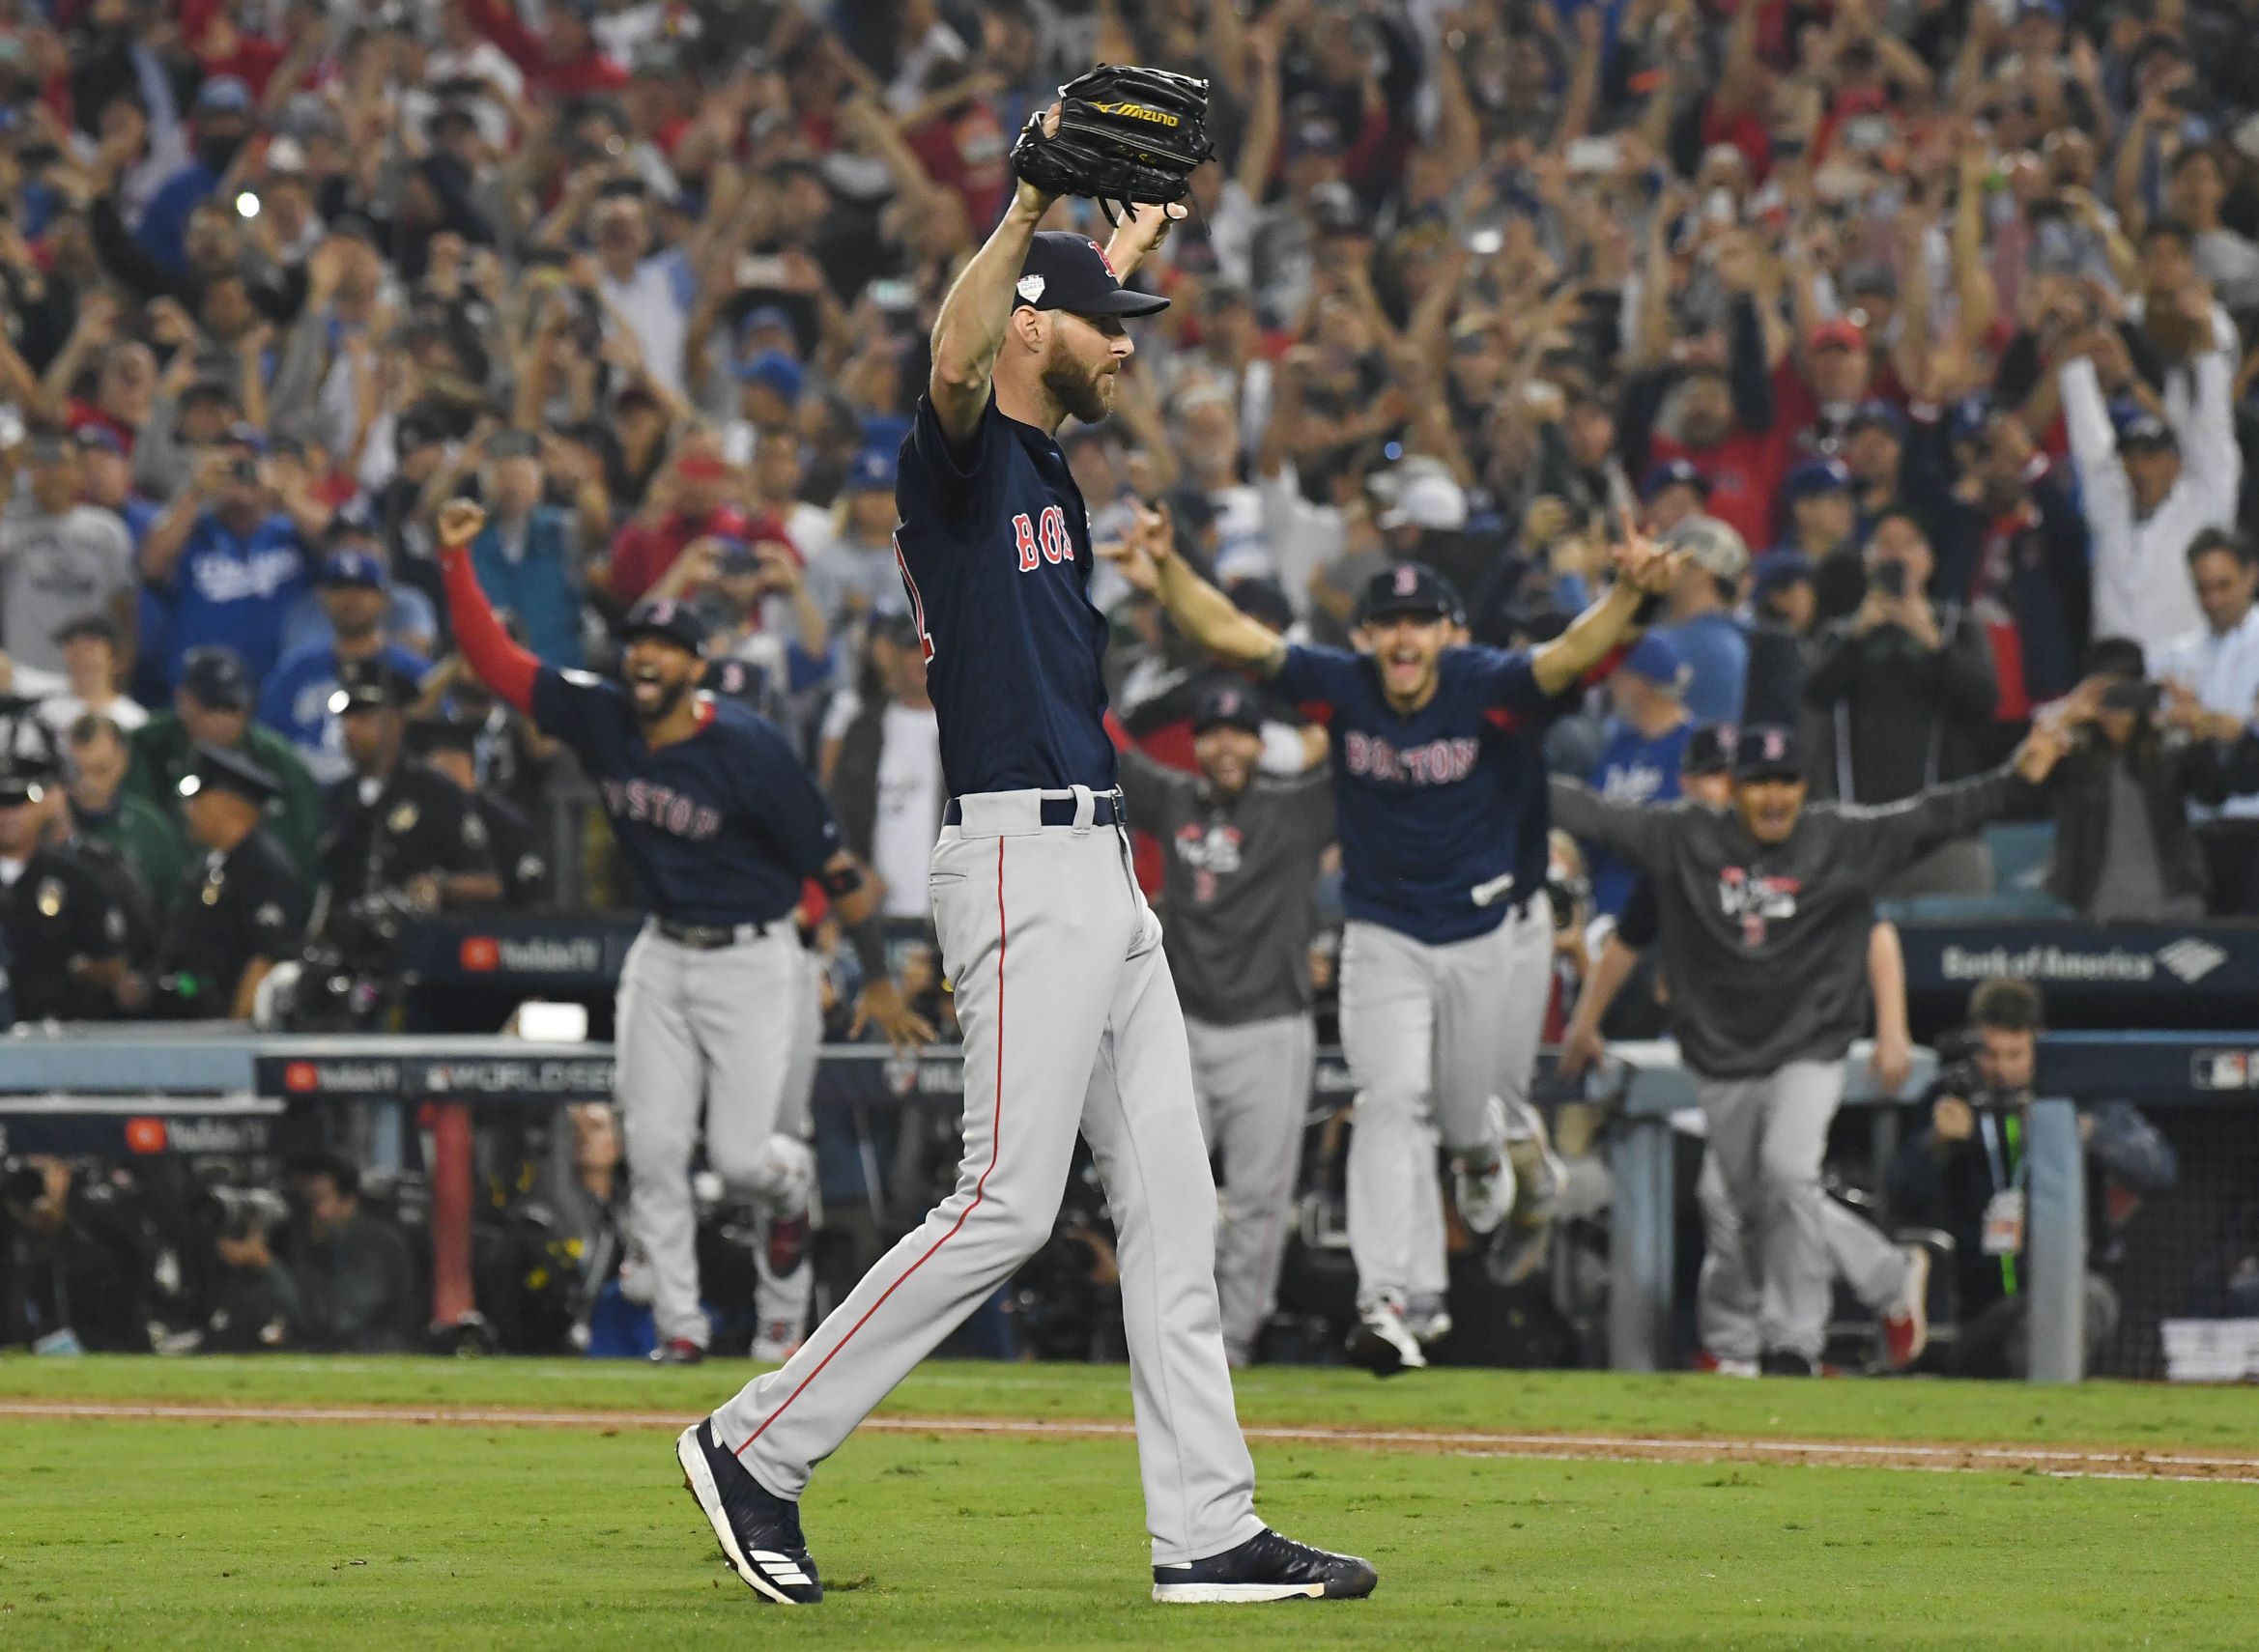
xmin=737 ymin=837 xmax=1009 ymax=1455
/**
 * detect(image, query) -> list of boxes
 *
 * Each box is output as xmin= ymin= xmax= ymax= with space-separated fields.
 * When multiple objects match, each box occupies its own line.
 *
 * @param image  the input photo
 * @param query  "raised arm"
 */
xmin=1101 ymin=503 xmax=1291 ymax=672
xmin=1528 ymin=537 xmax=1679 ymax=696
xmin=928 ymin=117 xmax=1060 ymax=445
xmin=434 ymin=498 xmax=539 ymax=715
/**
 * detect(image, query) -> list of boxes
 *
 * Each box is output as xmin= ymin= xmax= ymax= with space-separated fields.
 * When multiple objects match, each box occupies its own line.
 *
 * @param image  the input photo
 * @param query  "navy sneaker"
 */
xmin=676 ymin=1419 xmax=822 ymax=1604
xmin=1152 ymin=1527 xmax=1378 ymax=1604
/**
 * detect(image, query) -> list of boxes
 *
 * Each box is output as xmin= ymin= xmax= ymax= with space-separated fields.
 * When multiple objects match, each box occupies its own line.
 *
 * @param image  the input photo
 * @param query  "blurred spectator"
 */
xmin=286 ymin=1155 xmax=416 ymax=1353
xmin=2147 ymin=529 xmax=2259 ymax=911
xmin=259 ymin=552 xmax=434 ymax=784
xmin=1742 ymin=551 xmax=1816 ymax=727
xmin=1650 ymin=515 xmax=1750 ymax=727
xmin=1581 ymin=634 xmax=1693 ymax=919
xmin=1775 ymin=456 xmax=1856 ymax=567
xmin=461 ymin=430 xmax=586 ymax=669
xmin=823 ymin=613 xmax=942 ymax=924
xmin=129 ymin=646 xmax=324 ymax=878
xmin=604 ymin=438 xmax=747 ymax=610
xmin=68 ymin=713 xmax=192 ymax=918
xmin=0 ymin=433 xmax=138 ymax=673
xmin=1 ymin=1157 xmax=149 ymax=1353
xmin=1891 ymin=980 xmax=2177 ymax=1378
xmin=0 ymin=746 xmax=130 ymax=1023
xmin=277 ymin=505 xmax=440 ymax=664
xmin=2035 ymin=640 xmax=2259 ymax=922
xmin=409 ymin=709 xmax=551 ymax=909
xmin=806 ymin=448 xmax=911 ymax=629
xmin=2059 ymin=317 xmax=2240 ymax=654
xmin=201 ymin=1197 xmax=300 ymax=1353
xmin=1804 ymin=510 xmax=1999 ymax=894
xmin=34 ymin=614 xmax=147 ymax=737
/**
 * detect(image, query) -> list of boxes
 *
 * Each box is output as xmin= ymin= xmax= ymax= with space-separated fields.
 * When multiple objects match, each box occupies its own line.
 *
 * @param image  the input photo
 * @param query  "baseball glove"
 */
xmin=1011 ymin=64 xmax=1215 ymax=224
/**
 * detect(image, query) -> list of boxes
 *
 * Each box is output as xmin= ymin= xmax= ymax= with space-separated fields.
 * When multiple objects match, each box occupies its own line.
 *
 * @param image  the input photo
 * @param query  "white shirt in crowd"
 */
xmin=600 ymin=260 xmax=689 ymax=397
xmin=2060 ymin=350 xmax=2243 ymax=655
xmin=2150 ymin=603 xmax=2259 ymax=819
xmin=870 ymin=702 xmax=944 ymax=921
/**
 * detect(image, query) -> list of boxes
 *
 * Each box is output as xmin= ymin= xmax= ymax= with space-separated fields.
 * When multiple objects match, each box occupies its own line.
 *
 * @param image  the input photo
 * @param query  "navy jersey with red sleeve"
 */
xmin=892 ymin=394 xmax=1117 ymax=797
xmin=530 ymin=669 xmax=841 ymax=926
xmin=1275 ymin=641 xmax=1551 ymax=945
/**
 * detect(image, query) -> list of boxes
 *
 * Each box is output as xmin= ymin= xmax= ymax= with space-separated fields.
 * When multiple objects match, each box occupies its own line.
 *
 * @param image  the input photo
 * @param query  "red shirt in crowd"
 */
xmin=1646 ymin=424 xmax=1787 ymax=551
xmin=606 ymin=505 xmax=752 ymax=605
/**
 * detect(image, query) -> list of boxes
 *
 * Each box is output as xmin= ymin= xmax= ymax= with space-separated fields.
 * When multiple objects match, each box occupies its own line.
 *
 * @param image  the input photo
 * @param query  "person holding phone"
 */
xmin=2028 ymin=637 xmax=2259 ymax=921
xmin=1802 ymin=507 xmax=2001 ymax=896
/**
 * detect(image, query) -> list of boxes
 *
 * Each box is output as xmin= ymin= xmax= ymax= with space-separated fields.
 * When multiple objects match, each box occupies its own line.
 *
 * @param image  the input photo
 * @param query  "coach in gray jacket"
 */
xmin=1550 ymin=720 xmax=2067 ymax=1374
xmin=1118 ymin=681 xmax=1333 ymax=1367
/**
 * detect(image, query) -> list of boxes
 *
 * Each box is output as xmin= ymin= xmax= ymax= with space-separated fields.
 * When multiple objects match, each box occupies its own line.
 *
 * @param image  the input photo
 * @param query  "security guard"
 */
xmin=0 ymin=752 xmax=131 ymax=1022
xmin=128 ymin=647 xmax=327 ymax=880
xmin=408 ymin=706 xmax=550 ymax=907
xmin=319 ymin=659 xmax=500 ymax=919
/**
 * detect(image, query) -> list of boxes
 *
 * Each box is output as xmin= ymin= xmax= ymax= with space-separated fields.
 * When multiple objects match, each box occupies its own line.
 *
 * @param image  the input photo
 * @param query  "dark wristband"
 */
xmin=844 ymin=915 xmax=888 ymax=985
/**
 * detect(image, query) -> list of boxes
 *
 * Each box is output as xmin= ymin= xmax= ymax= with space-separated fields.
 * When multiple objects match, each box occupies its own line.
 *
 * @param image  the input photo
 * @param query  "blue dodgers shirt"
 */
xmin=1274 ymin=642 xmax=1554 ymax=945
xmin=1583 ymin=719 xmax=1693 ymax=917
xmin=160 ymin=511 xmax=316 ymax=687
xmin=530 ymin=670 xmax=842 ymax=926
xmin=891 ymin=395 xmax=1117 ymax=798
xmin=1654 ymin=611 xmax=1749 ymax=728
xmin=257 ymin=642 xmax=434 ymax=784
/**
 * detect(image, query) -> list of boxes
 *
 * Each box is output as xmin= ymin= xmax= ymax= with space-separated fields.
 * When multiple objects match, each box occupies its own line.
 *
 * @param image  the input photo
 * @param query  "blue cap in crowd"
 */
xmin=2118 ymin=411 xmax=2178 ymax=451
xmin=1752 ymin=549 xmax=1815 ymax=600
xmin=1619 ymin=633 xmax=1689 ymax=695
xmin=1783 ymin=455 xmax=1853 ymax=501
xmin=320 ymin=550 xmax=387 ymax=589
xmin=733 ymin=349 xmax=805 ymax=401
xmin=737 ymin=306 xmax=795 ymax=345
xmin=1844 ymin=398 xmax=1904 ymax=438
xmin=1642 ymin=458 xmax=1710 ymax=501
xmin=843 ymin=447 xmax=898 ymax=494
xmin=194 ymin=75 xmax=254 ymax=116
xmin=224 ymin=421 xmax=269 ymax=454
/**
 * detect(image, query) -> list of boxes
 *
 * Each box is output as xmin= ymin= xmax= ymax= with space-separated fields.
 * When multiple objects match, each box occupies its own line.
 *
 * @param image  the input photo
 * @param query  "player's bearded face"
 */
xmin=1194 ymin=725 xmax=1262 ymax=794
xmin=1359 ymin=614 xmax=1446 ymax=702
xmin=624 ymin=639 xmax=700 ymax=721
xmin=1041 ymin=314 xmax=1126 ymax=424
xmin=1734 ymin=777 xmax=1807 ymax=844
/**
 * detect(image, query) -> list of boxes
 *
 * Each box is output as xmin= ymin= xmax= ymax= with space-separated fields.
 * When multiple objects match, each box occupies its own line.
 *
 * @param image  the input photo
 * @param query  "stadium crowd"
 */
xmin=3 ymin=0 xmax=2256 ymax=1366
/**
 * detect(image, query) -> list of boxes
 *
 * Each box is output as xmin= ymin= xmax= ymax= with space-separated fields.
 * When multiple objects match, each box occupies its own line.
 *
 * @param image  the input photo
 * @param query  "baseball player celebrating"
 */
xmin=1550 ymin=721 xmax=2067 ymax=1374
xmin=1108 ymin=525 xmax=1682 ymax=1375
xmin=433 ymin=499 xmax=929 ymax=1369
xmin=1116 ymin=680 xmax=1333 ymax=1368
xmin=673 ymin=145 xmax=1377 ymax=1605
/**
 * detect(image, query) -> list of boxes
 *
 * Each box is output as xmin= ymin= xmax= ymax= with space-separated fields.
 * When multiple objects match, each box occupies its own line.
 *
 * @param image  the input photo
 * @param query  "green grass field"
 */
xmin=1 ymin=1356 xmax=2250 ymax=1650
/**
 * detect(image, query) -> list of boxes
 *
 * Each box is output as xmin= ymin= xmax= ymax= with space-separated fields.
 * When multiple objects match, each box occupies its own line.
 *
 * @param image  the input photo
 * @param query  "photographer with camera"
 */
xmin=1 ymin=1155 xmax=150 ymax=1353
xmin=199 ymin=1185 xmax=300 ymax=1353
xmin=2029 ymin=638 xmax=2259 ymax=921
xmin=1889 ymin=980 xmax=2178 ymax=1378
xmin=1803 ymin=508 xmax=2000 ymax=896
xmin=285 ymin=1154 xmax=417 ymax=1353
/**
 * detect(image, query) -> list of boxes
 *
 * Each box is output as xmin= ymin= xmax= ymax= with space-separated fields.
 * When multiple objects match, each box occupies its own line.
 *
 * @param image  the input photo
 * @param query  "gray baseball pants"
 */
xmin=1185 ymin=1011 xmax=1316 ymax=1365
xmin=616 ymin=921 xmax=810 ymax=1349
xmin=1693 ymin=1059 xmax=1867 ymax=1362
xmin=1337 ymin=902 xmax=1552 ymax=1307
xmin=712 ymin=787 xmax=1263 ymax=1565
xmin=1696 ymin=1138 xmax=1909 ymax=1363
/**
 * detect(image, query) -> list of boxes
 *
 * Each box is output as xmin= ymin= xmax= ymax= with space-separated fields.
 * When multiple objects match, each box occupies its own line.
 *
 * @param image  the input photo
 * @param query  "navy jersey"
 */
xmin=1275 ymin=641 xmax=1552 ymax=945
xmin=530 ymin=669 xmax=840 ymax=926
xmin=892 ymin=395 xmax=1116 ymax=797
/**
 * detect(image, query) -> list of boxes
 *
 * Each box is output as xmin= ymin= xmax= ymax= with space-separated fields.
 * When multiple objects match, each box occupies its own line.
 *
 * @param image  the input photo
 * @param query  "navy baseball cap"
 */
xmin=1642 ymin=458 xmax=1711 ymax=501
xmin=1014 ymin=232 xmax=1169 ymax=318
xmin=1682 ymin=724 xmax=1735 ymax=777
xmin=1732 ymin=724 xmax=1805 ymax=783
xmin=1193 ymin=681 xmax=1264 ymax=736
xmin=1784 ymin=455 xmax=1853 ymax=500
xmin=1226 ymin=576 xmax=1296 ymax=633
xmin=621 ymin=596 xmax=708 ymax=654
xmin=733 ymin=349 xmax=805 ymax=400
xmin=843 ymin=447 xmax=898 ymax=494
xmin=1357 ymin=560 xmax=1463 ymax=626
xmin=1946 ymin=394 xmax=1994 ymax=446
xmin=1752 ymin=549 xmax=1816 ymax=600
xmin=178 ymin=741 xmax=280 ymax=805
xmin=180 ymin=646 xmax=253 ymax=710
xmin=328 ymin=657 xmax=414 ymax=714
xmin=194 ymin=75 xmax=254 ymax=116
xmin=319 ymin=549 xmax=386 ymax=589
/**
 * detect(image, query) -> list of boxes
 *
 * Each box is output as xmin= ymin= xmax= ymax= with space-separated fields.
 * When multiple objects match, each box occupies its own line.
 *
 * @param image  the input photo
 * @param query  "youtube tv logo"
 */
xmin=460 ymin=936 xmax=501 ymax=972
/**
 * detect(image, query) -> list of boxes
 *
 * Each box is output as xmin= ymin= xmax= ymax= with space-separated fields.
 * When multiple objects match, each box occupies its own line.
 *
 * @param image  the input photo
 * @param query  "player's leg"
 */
xmin=750 ymin=946 xmax=826 ymax=1360
xmin=1694 ymin=1150 xmax=1761 ymax=1371
xmin=1430 ymin=906 xmax=1546 ymax=1240
xmin=1081 ymin=901 xmax=1263 ymax=1565
xmin=1187 ymin=1012 xmax=1314 ymax=1367
xmin=614 ymin=930 xmax=710 ymax=1352
xmin=1751 ymin=1060 xmax=1849 ymax=1367
xmin=1336 ymin=920 xmax=1439 ymax=1359
xmin=712 ymin=825 xmax=1124 ymax=1500
xmin=1818 ymin=1183 xmax=1929 ymax=1369
xmin=1693 ymin=1073 xmax=1770 ymax=1362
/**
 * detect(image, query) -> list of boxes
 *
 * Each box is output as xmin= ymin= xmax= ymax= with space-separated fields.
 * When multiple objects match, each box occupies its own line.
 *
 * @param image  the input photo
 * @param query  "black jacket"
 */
xmin=1803 ymin=599 xmax=1998 ymax=803
xmin=2041 ymin=727 xmax=2259 ymax=916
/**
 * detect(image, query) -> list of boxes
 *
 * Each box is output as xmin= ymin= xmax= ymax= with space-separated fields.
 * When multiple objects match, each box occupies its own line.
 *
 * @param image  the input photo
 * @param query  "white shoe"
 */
xmin=1404 ymin=1293 xmax=1453 ymax=1346
xmin=1880 ymin=1244 xmax=1930 ymax=1371
xmin=751 ymin=1321 xmax=804 ymax=1365
xmin=1346 ymin=1294 xmax=1428 ymax=1376
xmin=1453 ymin=1098 xmax=1515 ymax=1236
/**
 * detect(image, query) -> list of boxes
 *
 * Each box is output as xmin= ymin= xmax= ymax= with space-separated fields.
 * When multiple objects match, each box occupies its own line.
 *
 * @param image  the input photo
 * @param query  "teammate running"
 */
xmin=434 ymin=500 xmax=929 ymax=1368
xmin=1107 ymin=522 xmax=1681 ymax=1375
xmin=674 ymin=160 xmax=1376 ymax=1605
xmin=1116 ymin=680 xmax=1333 ymax=1368
xmin=1558 ymin=726 xmax=1930 ymax=1373
xmin=1549 ymin=721 xmax=2067 ymax=1375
